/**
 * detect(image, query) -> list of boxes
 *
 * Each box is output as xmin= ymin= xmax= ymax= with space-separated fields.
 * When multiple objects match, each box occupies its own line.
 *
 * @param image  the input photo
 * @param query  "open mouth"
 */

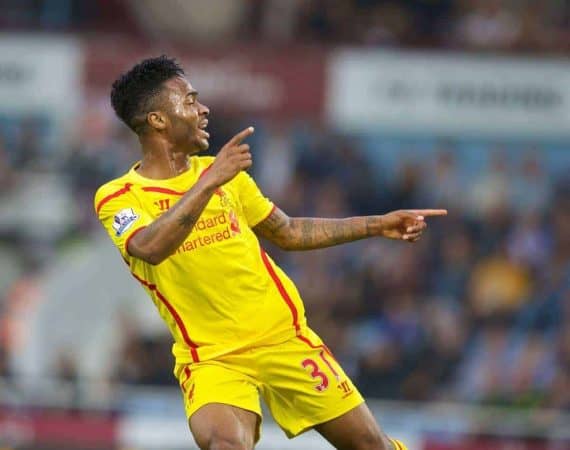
xmin=198 ymin=121 xmax=209 ymax=139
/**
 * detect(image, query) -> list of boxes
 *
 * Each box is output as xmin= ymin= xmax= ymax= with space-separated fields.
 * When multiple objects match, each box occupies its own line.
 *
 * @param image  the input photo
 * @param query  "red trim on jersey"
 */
xmin=297 ymin=335 xmax=336 ymax=361
xmin=198 ymin=164 xmax=213 ymax=179
xmin=259 ymin=247 xmax=300 ymax=333
xmin=124 ymin=226 xmax=147 ymax=256
xmin=96 ymin=183 xmax=133 ymax=214
xmin=141 ymin=186 xmax=186 ymax=195
xmin=180 ymin=366 xmax=192 ymax=393
xmin=258 ymin=205 xmax=277 ymax=225
xmin=131 ymin=273 xmax=200 ymax=362
xmin=198 ymin=164 xmax=223 ymax=196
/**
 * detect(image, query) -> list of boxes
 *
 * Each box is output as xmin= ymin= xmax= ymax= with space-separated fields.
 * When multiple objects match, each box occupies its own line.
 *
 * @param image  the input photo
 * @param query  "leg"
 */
xmin=174 ymin=360 xmax=262 ymax=450
xmin=315 ymin=403 xmax=395 ymax=450
xmin=190 ymin=403 xmax=259 ymax=450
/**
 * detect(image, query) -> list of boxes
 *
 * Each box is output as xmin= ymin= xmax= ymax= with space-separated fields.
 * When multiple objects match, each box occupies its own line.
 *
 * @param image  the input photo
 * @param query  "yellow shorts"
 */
xmin=174 ymin=327 xmax=364 ymax=439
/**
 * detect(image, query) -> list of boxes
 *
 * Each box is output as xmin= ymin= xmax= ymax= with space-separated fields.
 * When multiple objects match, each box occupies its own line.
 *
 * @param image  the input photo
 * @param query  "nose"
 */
xmin=199 ymin=101 xmax=210 ymax=116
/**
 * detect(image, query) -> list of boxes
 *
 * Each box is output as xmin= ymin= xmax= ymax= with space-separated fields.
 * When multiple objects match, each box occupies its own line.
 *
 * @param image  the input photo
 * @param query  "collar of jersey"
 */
xmin=128 ymin=156 xmax=199 ymax=186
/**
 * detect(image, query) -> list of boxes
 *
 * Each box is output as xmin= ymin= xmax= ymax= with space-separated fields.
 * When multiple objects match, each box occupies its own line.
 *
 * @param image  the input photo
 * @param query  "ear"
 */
xmin=147 ymin=111 xmax=167 ymax=131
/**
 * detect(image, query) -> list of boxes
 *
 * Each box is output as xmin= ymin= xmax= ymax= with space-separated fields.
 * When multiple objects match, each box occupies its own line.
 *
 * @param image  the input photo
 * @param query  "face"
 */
xmin=157 ymin=76 xmax=210 ymax=153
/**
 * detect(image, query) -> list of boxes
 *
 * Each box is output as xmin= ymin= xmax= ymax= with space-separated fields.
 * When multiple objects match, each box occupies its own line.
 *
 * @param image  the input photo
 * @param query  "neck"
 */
xmin=137 ymin=134 xmax=191 ymax=179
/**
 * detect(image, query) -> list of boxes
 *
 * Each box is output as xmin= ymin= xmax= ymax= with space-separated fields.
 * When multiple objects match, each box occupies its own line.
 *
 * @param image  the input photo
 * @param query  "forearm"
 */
xmin=128 ymin=177 xmax=217 ymax=264
xmin=255 ymin=207 xmax=441 ymax=250
xmin=280 ymin=216 xmax=383 ymax=250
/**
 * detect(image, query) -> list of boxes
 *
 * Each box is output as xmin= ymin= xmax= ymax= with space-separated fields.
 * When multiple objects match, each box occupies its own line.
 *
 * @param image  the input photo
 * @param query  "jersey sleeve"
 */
xmin=235 ymin=171 xmax=275 ymax=227
xmin=94 ymin=184 xmax=154 ymax=260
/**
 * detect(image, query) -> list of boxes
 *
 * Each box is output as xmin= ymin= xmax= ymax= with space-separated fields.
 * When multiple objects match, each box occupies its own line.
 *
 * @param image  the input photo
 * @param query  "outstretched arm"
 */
xmin=253 ymin=207 xmax=447 ymax=251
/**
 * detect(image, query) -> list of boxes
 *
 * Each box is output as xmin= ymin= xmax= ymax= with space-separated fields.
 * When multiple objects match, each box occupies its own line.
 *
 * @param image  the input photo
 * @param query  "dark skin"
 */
xmin=125 ymin=75 xmax=447 ymax=449
xmin=128 ymin=76 xmax=255 ymax=264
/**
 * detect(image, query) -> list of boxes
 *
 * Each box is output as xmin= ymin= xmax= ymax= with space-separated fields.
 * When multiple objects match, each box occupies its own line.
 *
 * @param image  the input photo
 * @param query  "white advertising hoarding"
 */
xmin=327 ymin=50 xmax=570 ymax=137
xmin=0 ymin=35 xmax=82 ymax=145
xmin=0 ymin=35 xmax=81 ymax=113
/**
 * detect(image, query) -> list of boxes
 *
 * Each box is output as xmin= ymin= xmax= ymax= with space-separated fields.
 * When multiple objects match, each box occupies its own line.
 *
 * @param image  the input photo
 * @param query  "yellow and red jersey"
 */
xmin=94 ymin=156 xmax=306 ymax=365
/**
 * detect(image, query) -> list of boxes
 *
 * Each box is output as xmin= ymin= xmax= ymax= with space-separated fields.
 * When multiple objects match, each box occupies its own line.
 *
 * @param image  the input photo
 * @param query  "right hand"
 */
xmin=380 ymin=209 xmax=447 ymax=242
xmin=207 ymin=127 xmax=254 ymax=187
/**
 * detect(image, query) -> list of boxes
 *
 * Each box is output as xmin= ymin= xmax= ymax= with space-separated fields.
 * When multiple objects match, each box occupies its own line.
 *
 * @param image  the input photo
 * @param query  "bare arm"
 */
xmin=253 ymin=207 xmax=447 ymax=251
xmin=128 ymin=127 xmax=255 ymax=265
xmin=127 ymin=178 xmax=217 ymax=264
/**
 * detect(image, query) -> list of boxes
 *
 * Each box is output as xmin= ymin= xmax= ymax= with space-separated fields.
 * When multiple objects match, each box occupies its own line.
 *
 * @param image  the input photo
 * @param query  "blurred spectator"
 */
xmin=507 ymin=212 xmax=550 ymax=270
xmin=256 ymin=123 xmax=296 ymax=202
xmin=254 ymin=0 xmax=303 ymax=43
xmin=454 ymin=318 xmax=511 ymax=403
xmin=1 ymin=0 xmax=569 ymax=414
xmin=0 ymin=137 xmax=17 ymax=194
xmin=548 ymin=318 xmax=570 ymax=410
xmin=3 ymin=0 xmax=569 ymax=55
xmin=357 ymin=2 xmax=413 ymax=47
xmin=453 ymin=0 xmax=521 ymax=51
xmin=508 ymin=332 xmax=556 ymax=408
xmin=422 ymin=147 xmax=464 ymax=213
xmin=511 ymin=153 xmax=551 ymax=215
xmin=431 ymin=228 xmax=473 ymax=302
xmin=469 ymin=150 xmax=511 ymax=218
xmin=468 ymin=245 xmax=531 ymax=320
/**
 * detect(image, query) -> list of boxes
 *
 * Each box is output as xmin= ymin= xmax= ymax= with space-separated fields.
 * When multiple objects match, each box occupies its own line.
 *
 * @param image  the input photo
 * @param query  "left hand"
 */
xmin=380 ymin=209 xmax=447 ymax=242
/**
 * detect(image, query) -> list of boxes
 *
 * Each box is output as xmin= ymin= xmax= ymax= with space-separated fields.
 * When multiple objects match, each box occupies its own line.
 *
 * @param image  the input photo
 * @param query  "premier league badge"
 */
xmin=113 ymin=208 xmax=140 ymax=236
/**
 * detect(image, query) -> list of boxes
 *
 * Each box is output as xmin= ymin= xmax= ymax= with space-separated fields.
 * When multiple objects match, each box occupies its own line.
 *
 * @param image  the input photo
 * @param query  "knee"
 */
xmin=195 ymin=430 xmax=253 ymax=450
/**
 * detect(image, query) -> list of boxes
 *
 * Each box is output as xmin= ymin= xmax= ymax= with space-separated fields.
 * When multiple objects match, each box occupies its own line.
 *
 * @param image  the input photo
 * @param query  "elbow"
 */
xmin=278 ymin=241 xmax=296 ymax=251
xmin=274 ymin=235 xmax=297 ymax=251
xmin=143 ymin=253 xmax=166 ymax=266
xmin=127 ymin=241 xmax=167 ymax=265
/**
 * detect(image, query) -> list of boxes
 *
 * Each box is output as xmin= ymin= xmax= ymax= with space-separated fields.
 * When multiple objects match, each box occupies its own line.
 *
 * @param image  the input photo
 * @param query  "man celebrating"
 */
xmin=95 ymin=56 xmax=446 ymax=450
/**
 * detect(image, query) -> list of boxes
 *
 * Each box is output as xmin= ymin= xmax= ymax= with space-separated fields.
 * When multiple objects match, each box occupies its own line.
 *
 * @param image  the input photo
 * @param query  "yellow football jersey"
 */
xmin=94 ymin=156 xmax=306 ymax=364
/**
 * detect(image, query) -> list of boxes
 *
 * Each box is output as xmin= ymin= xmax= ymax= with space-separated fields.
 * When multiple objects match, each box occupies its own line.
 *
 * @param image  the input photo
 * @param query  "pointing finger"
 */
xmin=407 ymin=209 xmax=448 ymax=217
xmin=228 ymin=126 xmax=255 ymax=145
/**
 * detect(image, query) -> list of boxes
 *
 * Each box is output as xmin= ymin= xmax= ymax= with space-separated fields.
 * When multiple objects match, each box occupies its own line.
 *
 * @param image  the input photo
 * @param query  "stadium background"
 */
xmin=0 ymin=1 xmax=569 ymax=449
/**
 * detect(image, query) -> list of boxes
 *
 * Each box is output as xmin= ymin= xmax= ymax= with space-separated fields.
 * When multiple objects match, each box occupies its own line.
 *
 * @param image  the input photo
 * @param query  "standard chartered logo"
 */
xmin=177 ymin=212 xmax=239 ymax=253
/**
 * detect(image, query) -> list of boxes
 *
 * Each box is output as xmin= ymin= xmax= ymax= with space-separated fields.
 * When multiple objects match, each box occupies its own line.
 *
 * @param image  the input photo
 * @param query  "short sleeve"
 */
xmin=94 ymin=184 xmax=154 ymax=260
xmin=236 ymin=172 xmax=275 ymax=227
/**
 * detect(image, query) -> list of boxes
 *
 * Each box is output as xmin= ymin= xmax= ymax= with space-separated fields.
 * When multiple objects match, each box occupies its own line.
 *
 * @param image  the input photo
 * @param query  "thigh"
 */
xmin=314 ymin=403 xmax=392 ymax=450
xmin=258 ymin=328 xmax=365 ymax=438
xmin=175 ymin=361 xmax=262 ymax=446
xmin=190 ymin=403 xmax=260 ymax=450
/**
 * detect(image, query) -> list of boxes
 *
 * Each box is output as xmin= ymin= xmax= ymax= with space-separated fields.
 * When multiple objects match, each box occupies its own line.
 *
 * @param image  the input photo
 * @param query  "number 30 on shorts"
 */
xmin=301 ymin=350 xmax=339 ymax=392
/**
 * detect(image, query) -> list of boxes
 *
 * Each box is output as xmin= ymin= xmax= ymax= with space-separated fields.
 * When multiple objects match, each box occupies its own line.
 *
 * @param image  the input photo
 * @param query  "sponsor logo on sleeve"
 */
xmin=112 ymin=208 xmax=139 ymax=236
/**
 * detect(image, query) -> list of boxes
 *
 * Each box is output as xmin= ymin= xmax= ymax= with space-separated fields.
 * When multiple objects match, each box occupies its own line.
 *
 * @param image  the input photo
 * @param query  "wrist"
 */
xmin=197 ymin=173 xmax=221 ymax=194
xmin=367 ymin=215 xmax=385 ymax=237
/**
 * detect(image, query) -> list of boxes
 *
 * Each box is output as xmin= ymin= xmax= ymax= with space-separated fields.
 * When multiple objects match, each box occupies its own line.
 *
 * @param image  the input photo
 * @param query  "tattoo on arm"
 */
xmin=127 ymin=179 xmax=216 ymax=264
xmin=177 ymin=212 xmax=197 ymax=228
xmin=254 ymin=208 xmax=382 ymax=251
xmin=253 ymin=207 xmax=290 ymax=240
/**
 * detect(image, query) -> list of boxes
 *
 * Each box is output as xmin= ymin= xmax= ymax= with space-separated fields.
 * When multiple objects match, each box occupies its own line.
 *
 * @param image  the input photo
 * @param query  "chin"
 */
xmin=186 ymin=139 xmax=209 ymax=154
xmin=198 ymin=138 xmax=210 ymax=151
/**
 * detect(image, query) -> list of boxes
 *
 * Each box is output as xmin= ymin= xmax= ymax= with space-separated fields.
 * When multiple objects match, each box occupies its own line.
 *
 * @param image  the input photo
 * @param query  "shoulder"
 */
xmin=94 ymin=173 xmax=136 ymax=216
xmin=189 ymin=155 xmax=216 ymax=179
xmin=194 ymin=155 xmax=216 ymax=167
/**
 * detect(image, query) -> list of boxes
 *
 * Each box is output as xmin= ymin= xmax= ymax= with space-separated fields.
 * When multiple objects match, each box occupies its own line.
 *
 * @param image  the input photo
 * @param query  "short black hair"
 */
xmin=110 ymin=55 xmax=185 ymax=133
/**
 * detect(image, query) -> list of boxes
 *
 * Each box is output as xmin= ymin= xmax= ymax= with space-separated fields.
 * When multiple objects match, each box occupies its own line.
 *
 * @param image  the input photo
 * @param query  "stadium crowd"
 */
xmin=0 ymin=0 xmax=568 ymax=418
xmin=1 ymin=0 xmax=569 ymax=54
xmin=0 ymin=109 xmax=568 ymax=413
